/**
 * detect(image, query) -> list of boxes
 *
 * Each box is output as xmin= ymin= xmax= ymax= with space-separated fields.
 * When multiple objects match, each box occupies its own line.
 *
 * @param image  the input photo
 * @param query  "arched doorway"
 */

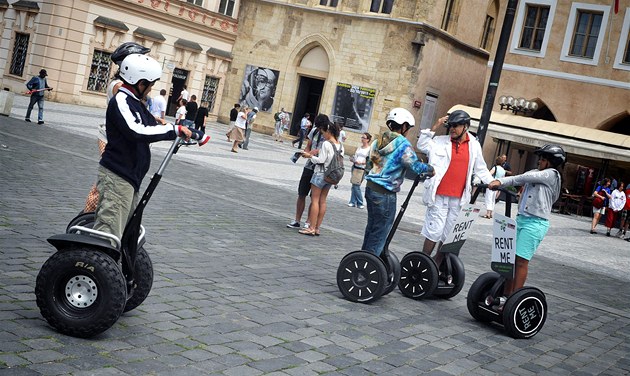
xmin=290 ymin=46 xmax=330 ymax=135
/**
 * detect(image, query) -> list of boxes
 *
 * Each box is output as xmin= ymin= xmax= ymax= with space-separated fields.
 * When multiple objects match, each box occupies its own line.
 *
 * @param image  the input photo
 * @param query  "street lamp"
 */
xmin=498 ymin=95 xmax=539 ymax=115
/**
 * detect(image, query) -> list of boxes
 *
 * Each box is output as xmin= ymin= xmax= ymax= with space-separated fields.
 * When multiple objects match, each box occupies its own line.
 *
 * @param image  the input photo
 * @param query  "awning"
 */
xmin=174 ymin=38 xmax=202 ymax=52
xmin=94 ymin=16 xmax=128 ymax=32
xmin=451 ymin=105 xmax=630 ymax=163
xmin=133 ymin=27 xmax=165 ymax=42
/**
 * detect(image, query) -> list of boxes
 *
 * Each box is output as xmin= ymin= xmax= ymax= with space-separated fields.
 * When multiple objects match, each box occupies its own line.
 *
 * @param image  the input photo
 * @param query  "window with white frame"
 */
xmin=560 ymin=3 xmax=610 ymax=66
xmin=510 ymin=0 xmax=557 ymax=58
xmin=187 ymin=0 xmax=203 ymax=6
xmin=219 ymin=0 xmax=235 ymax=17
xmin=613 ymin=7 xmax=630 ymax=71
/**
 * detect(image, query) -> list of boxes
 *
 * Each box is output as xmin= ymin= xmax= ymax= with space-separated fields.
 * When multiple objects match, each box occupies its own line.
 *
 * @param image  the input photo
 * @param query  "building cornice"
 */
xmin=256 ymin=0 xmax=489 ymax=59
xmin=88 ymin=0 xmax=237 ymax=44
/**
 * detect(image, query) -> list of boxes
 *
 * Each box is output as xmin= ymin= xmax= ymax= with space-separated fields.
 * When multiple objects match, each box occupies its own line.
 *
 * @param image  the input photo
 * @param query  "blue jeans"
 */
xmin=349 ymin=184 xmax=364 ymax=206
xmin=293 ymin=128 xmax=306 ymax=148
xmin=26 ymin=95 xmax=44 ymax=121
xmin=361 ymin=187 xmax=397 ymax=256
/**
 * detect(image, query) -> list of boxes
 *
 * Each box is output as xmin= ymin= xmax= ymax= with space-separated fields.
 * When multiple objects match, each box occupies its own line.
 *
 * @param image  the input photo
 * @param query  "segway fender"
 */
xmin=47 ymin=233 xmax=120 ymax=260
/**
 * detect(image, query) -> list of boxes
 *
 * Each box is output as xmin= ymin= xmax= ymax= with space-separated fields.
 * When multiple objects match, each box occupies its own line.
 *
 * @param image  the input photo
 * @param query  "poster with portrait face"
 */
xmin=331 ymin=82 xmax=375 ymax=133
xmin=239 ymin=64 xmax=279 ymax=112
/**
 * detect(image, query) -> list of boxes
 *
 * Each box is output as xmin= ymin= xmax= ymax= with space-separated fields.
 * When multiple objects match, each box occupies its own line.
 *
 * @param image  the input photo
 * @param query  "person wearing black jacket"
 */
xmin=94 ymin=53 xmax=194 ymax=242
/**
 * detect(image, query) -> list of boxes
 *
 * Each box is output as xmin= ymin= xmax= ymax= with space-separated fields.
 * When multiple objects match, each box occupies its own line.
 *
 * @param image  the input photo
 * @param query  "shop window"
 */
xmin=9 ymin=33 xmax=29 ymax=77
xmin=87 ymin=50 xmax=113 ymax=93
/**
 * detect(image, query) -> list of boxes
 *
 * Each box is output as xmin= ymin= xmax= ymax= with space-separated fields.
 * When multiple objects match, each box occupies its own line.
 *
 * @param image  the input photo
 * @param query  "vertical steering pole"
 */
xmin=475 ymin=0 xmax=519 ymax=147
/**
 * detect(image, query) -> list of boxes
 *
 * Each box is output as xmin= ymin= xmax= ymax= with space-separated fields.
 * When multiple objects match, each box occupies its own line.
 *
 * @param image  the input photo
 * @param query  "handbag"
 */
xmin=592 ymin=190 xmax=605 ymax=209
xmin=350 ymin=166 xmax=365 ymax=185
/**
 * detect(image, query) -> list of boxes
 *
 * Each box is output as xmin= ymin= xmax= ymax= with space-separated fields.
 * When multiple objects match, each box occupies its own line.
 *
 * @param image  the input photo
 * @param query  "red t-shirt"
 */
xmin=436 ymin=136 xmax=470 ymax=198
xmin=624 ymin=189 xmax=630 ymax=210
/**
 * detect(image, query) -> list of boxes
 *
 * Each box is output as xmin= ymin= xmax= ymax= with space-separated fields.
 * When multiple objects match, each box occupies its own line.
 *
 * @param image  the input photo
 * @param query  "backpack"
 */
xmin=274 ymin=112 xmax=281 ymax=121
xmin=324 ymin=142 xmax=345 ymax=185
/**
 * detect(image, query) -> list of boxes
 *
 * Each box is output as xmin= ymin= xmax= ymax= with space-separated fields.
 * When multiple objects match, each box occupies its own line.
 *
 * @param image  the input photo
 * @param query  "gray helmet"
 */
xmin=534 ymin=144 xmax=566 ymax=167
xmin=111 ymin=42 xmax=151 ymax=65
xmin=446 ymin=110 xmax=471 ymax=127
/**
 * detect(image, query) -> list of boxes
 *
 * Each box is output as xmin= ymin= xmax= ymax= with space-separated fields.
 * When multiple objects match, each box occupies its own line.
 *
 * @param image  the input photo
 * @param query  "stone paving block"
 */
xmin=19 ymin=349 xmax=67 ymax=363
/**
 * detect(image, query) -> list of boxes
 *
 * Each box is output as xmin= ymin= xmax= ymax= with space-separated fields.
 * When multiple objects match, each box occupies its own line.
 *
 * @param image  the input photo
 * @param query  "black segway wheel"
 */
xmin=381 ymin=251 xmax=401 ymax=296
xmin=397 ymin=252 xmax=438 ymax=299
xmin=467 ymin=272 xmax=502 ymax=322
xmin=337 ymin=251 xmax=388 ymax=303
xmin=502 ymin=287 xmax=547 ymax=339
xmin=35 ymin=249 xmax=127 ymax=338
xmin=66 ymin=212 xmax=95 ymax=233
xmin=433 ymin=253 xmax=465 ymax=299
xmin=123 ymin=246 xmax=154 ymax=312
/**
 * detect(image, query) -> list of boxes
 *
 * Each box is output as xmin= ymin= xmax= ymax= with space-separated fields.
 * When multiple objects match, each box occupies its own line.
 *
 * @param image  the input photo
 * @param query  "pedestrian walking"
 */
xmin=347 ymin=132 xmax=372 ymax=208
xmin=292 ymin=113 xmax=310 ymax=149
xmin=590 ymin=178 xmax=611 ymax=234
xmin=606 ymin=182 xmax=626 ymax=237
xmin=25 ymin=69 xmax=53 ymax=125
xmin=361 ymin=108 xmax=434 ymax=256
xmin=150 ymin=88 xmax=167 ymax=122
xmin=175 ymin=98 xmax=187 ymax=125
xmin=184 ymin=94 xmax=198 ymax=127
xmin=482 ymin=156 xmax=506 ymax=219
xmin=228 ymin=106 xmax=249 ymax=153
xmin=195 ymin=101 xmax=209 ymax=133
xmin=487 ymin=144 xmax=565 ymax=298
xmin=240 ymin=106 xmax=258 ymax=150
xmin=273 ymin=107 xmax=287 ymax=142
xmin=416 ymin=110 xmax=493 ymax=266
xmin=228 ymin=103 xmax=240 ymax=141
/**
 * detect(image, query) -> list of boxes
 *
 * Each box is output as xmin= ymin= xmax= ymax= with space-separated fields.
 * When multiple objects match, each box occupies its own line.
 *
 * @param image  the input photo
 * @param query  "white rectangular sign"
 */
xmin=491 ymin=213 xmax=517 ymax=278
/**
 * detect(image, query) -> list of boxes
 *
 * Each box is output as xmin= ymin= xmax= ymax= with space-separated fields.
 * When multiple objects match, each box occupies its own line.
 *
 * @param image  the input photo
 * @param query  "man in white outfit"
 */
xmin=416 ymin=110 xmax=494 ymax=266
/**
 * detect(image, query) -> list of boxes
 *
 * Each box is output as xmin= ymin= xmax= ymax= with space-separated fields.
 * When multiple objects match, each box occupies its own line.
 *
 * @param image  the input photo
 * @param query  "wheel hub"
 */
xmin=65 ymin=275 xmax=98 ymax=308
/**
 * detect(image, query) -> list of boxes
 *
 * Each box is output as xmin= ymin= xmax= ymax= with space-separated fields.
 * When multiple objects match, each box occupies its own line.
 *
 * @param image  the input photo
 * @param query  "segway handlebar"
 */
xmin=156 ymin=130 xmax=210 ymax=176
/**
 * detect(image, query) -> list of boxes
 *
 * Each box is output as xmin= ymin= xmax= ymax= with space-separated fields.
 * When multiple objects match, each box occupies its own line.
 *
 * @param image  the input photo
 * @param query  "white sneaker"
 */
xmin=303 ymin=222 xmax=310 ymax=229
xmin=358 ymin=205 xmax=365 ymax=209
xmin=347 ymin=203 xmax=355 ymax=207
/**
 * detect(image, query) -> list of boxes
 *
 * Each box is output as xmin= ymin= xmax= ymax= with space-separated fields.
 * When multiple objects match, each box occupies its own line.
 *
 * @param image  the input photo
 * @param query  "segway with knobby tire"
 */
xmin=466 ymin=185 xmax=548 ymax=339
xmin=35 ymin=133 xmax=208 ymax=338
xmin=398 ymin=204 xmax=479 ymax=300
xmin=337 ymin=172 xmax=429 ymax=303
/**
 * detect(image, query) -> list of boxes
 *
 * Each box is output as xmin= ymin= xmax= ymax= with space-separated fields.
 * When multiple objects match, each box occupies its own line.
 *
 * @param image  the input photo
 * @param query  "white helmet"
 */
xmin=119 ymin=54 xmax=162 ymax=85
xmin=386 ymin=108 xmax=415 ymax=128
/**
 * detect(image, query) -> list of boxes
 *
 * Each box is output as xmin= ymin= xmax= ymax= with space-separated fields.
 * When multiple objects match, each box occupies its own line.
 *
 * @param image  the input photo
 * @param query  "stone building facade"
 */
xmin=218 ymin=0 xmax=498 ymax=150
xmin=0 ymin=0 xmax=238 ymax=120
xmin=480 ymin=0 xmax=630 ymax=193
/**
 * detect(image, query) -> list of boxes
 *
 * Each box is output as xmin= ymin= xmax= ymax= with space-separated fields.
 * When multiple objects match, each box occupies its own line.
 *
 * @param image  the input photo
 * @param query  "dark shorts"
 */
xmin=298 ymin=167 xmax=314 ymax=197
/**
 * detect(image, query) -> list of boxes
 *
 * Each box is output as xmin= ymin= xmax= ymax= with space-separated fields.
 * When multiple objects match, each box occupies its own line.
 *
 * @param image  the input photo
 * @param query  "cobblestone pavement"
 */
xmin=0 ymin=96 xmax=629 ymax=375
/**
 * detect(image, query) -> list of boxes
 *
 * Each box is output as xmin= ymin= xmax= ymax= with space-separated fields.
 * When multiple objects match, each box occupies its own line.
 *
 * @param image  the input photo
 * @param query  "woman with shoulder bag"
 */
xmin=300 ymin=120 xmax=343 ymax=236
xmin=591 ymin=178 xmax=612 ymax=234
xmin=348 ymin=132 xmax=372 ymax=208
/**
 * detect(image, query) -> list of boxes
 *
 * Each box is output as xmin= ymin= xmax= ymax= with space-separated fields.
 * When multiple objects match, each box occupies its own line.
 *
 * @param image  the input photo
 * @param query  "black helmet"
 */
xmin=111 ymin=42 xmax=151 ymax=65
xmin=446 ymin=110 xmax=471 ymax=127
xmin=534 ymin=144 xmax=566 ymax=167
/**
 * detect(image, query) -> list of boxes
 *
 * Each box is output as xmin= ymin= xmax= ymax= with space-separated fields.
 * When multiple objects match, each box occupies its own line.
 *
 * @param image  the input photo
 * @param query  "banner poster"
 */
xmin=491 ymin=213 xmax=517 ymax=278
xmin=330 ymin=82 xmax=375 ymax=133
xmin=239 ymin=64 xmax=279 ymax=112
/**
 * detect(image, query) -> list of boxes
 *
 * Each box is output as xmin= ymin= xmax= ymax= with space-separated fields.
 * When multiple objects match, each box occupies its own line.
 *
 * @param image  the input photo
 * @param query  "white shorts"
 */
xmin=422 ymin=195 xmax=462 ymax=243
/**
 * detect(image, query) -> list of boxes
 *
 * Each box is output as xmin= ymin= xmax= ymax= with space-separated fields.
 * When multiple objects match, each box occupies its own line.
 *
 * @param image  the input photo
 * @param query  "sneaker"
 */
xmin=25 ymin=118 xmax=31 ymax=122
xmin=303 ymin=222 xmax=310 ymax=229
xmin=347 ymin=203 xmax=355 ymax=207
xmin=606 ymin=232 xmax=611 ymax=237
xmin=286 ymin=221 xmax=300 ymax=229
xmin=37 ymin=121 xmax=44 ymax=125
xmin=358 ymin=205 xmax=365 ymax=209
xmin=615 ymin=230 xmax=623 ymax=238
